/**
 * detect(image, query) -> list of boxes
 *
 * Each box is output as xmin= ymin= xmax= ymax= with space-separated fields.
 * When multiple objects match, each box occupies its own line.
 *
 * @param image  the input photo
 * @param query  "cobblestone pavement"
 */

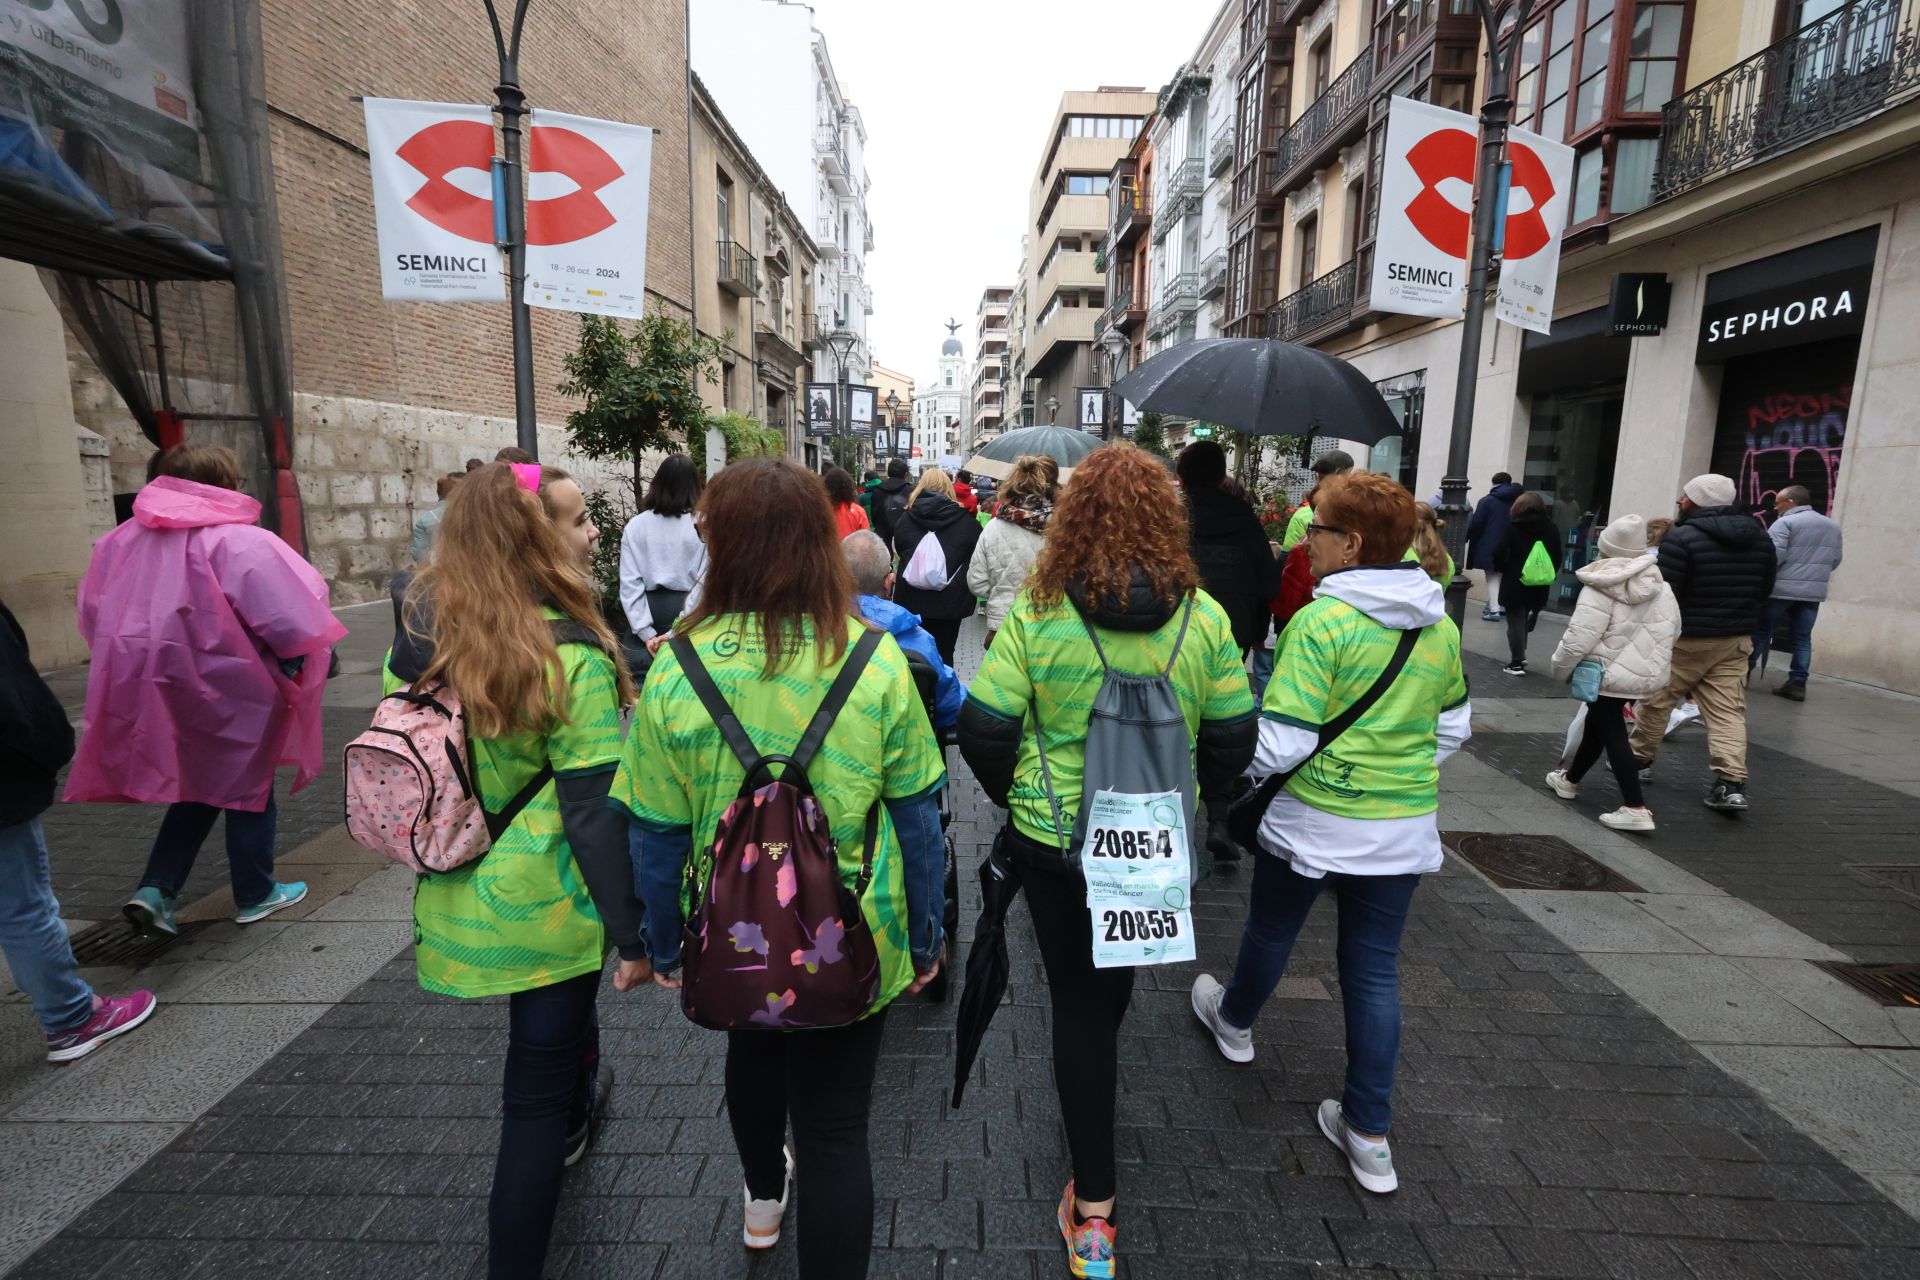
xmin=10 ymin=618 xmax=1920 ymax=1279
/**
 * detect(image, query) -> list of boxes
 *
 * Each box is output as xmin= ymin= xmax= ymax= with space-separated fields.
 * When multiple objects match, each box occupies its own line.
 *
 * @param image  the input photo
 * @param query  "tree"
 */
xmin=689 ymin=411 xmax=786 ymax=474
xmin=1130 ymin=411 xmax=1169 ymax=457
xmin=558 ymin=311 xmax=726 ymax=494
xmin=827 ymin=435 xmax=869 ymax=473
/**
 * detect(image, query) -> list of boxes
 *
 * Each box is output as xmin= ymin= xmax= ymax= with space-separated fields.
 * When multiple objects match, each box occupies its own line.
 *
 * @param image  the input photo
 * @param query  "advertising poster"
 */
xmin=523 ymin=108 xmax=654 ymax=319
xmin=805 ymin=383 xmax=837 ymax=436
xmin=847 ymin=385 xmax=876 ymax=426
xmin=1368 ymin=96 xmax=1479 ymax=320
xmin=364 ymin=97 xmax=505 ymax=302
xmin=1077 ymin=387 xmax=1107 ymax=431
xmin=1494 ymin=124 xmax=1575 ymax=335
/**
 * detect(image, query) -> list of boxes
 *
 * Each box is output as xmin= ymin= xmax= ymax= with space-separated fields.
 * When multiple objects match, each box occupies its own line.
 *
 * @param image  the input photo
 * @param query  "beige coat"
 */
xmin=1549 ymin=553 xmax=1681 ymax=699
xmin=966 ymin=517 xmax=1044 ymax=631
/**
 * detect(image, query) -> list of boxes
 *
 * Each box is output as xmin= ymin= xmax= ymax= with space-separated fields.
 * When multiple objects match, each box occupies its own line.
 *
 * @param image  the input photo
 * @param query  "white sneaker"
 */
xmin=742 ymin=1145 xmax=793 ymax=1249
xmin=1599 ymin=806 xmax=1656 ymax=833
xmin=1317 ymin=1099 xmax=1397 ymax=1194
xmin=1544 ymin=769 xmax=1579 ymax=800
xmin=1190 ymin=974 xmax=1254 ymax=1063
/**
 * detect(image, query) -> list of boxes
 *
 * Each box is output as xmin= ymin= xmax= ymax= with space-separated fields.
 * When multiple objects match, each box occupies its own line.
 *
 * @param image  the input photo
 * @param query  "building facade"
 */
xmin=913 ymin=326 xmax=971 ymax=469
xmin=1018 ymin=90 xmax=1157 ymax=425
xmin=967 ymin=285 xmax=1014 ymax=453
xmin=1004 ymin=243 xmax=1032 ymax=428
xmin=869 ymin=361 xmax=915 ymax=469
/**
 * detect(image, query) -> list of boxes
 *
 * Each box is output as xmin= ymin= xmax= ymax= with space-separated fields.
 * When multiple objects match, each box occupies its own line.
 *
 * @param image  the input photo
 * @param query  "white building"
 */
xmin=913 ymin=323 xmax=970 ymax=469
xmin=690 ymin=0 xmax=875 ymax=387
xmin=967 ymin=285 xmax=1013 ymax=454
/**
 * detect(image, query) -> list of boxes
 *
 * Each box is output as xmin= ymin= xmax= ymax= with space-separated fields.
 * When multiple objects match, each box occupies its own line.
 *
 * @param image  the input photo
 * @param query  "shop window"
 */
xmin=1370 ymin=371 xmax=1426 ymax=490
xmin=1525 ymin=384 xmax=1624 ymax=609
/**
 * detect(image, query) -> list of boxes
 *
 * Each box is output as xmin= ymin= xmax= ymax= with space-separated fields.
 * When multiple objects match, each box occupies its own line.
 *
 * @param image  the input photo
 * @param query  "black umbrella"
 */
xmin=1113 ymin=338 xmax=1401 ymax=446
xmin=950 ymin=841 xmax=1022 ymax=1109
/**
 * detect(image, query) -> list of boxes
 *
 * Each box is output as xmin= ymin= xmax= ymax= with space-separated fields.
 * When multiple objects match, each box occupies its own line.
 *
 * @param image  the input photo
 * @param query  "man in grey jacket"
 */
xmin=1754 ymin=485 xmax=1843 ymax=701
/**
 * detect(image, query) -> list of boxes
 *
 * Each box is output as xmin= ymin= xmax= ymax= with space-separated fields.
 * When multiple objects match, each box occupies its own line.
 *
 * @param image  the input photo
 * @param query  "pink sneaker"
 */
xmin=46 ymin=991 xmax=158 ymax=1063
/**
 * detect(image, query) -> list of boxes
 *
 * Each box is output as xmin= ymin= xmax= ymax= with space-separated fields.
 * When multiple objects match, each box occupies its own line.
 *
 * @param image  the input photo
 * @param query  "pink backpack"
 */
xmin=343 ymin=620 xmax=605 ymax=874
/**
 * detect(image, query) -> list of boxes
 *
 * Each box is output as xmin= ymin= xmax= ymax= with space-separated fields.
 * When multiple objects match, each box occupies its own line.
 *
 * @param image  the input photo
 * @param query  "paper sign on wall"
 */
xmin=1368 ymin=97 xmax=1479 ymax=320
xmin=523 ymin=108 xmax=653 ymax=319
xmin=364 ymin=97 xmax=506 ymax=302
xmin=1493 ymin=125 xmax=1575 ymax=334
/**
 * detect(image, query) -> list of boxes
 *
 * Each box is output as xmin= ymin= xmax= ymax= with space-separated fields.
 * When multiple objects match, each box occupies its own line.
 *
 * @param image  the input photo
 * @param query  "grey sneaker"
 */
xmin=1316 ymin=1099 xmax=1397 ymax=1194
xmin=1190 ymin=974 xmax=1253 ymax=1063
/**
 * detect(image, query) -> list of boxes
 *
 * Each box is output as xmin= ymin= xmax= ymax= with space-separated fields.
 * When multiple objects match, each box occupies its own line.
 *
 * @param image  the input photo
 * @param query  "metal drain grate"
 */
xmin=1851 ymin=865 xmax=1920 ymax=901
xmin=1441 ymin=832 xmax=1645 ymax=892
xmin=1814 ymin=961 xmax=1920 ymax=1008
xmin=67 ymin=919 xmax=209 ymax=968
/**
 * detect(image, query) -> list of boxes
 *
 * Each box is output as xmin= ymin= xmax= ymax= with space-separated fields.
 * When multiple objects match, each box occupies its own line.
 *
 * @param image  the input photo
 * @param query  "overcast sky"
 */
xmin=807 ymin=0 xmax=1219 ymax=385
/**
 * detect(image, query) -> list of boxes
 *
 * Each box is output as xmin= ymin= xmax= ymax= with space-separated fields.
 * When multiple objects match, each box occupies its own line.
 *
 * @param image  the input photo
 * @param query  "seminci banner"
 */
xmin=523 ymin=108 xmax=653 ymax=320
xmin=363 ymin=97 xmax=505 ymax=302
xmin=1493 ymin=123 xmax=1575 ymax=335
xmin=1368 ymin=96 xmax=1478 ymax=320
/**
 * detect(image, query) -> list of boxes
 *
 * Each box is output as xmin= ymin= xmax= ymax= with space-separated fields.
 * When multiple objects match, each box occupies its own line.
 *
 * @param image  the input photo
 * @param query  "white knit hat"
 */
xmin=1597 ymin=514 xmax=1648 ymax=558
xmin=1682 ymin=474 xmax=1736 ymax=507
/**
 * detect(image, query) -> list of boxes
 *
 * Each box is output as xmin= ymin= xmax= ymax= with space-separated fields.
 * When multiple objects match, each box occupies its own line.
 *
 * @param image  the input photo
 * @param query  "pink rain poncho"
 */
xmin=64 ymin=477 xmax=348 ymax=811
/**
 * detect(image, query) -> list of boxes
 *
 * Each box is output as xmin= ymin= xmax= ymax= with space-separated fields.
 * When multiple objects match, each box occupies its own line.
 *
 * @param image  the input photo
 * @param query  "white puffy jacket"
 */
xmin=1549 ymin=553 xmax=1681 ymax=699
xmin=966 ymin=517 xmax=1044 ymax=631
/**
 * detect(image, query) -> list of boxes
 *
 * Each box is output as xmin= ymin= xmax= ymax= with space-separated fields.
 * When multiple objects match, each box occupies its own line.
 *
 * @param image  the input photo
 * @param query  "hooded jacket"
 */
xmin=1549 ymin=553 xmax=1681 ymax=699
xmin=1187 ymin=484 xmax=1283 ymax=651
xmin=1659 ymin=505 xmax=1778 ymax=636
xmin=0 ymin=597 xmax=75 ymax=827
xmin=870 ymin=476 xmax=914 ymax=550
xmin=966 ymin=512 xmax=1045 ymax=631
xmin=1769 ymin=504 xmax=1844 ymax=603
xmin=1465 ymin=481 xmax=1524 ymax=571
xmin=1493 ymin=507 xmax=1559 ymax=609
xmin=857 ymin=594 xmax=966 ymax=727
xmin=64 ymin=477 xmax=346 ymax=810
xmin=891 ymin=492 xmax=982 ymax=622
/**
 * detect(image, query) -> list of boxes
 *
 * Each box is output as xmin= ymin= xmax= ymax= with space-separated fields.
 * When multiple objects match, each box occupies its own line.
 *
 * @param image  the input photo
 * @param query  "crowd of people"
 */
xmin=0 ymin=431 xmax=1845 ymax=1280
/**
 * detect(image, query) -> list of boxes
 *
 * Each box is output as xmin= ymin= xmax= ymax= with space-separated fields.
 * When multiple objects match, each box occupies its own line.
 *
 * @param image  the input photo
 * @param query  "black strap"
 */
xmin=793 ymin=629 xmax=885 ymax=771
xmin=669 ymin=634 xmax=763 ymax=776
xmin=478 ymin=619 xmax=611 ymax=840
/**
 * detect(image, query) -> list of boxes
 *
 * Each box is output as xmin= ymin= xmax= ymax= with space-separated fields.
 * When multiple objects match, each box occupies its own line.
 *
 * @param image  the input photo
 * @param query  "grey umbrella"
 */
xmin=1112 ymin=338 xmax=1401 ymax=445
xmin=963 ymin=424 xmax=1103 ymax=480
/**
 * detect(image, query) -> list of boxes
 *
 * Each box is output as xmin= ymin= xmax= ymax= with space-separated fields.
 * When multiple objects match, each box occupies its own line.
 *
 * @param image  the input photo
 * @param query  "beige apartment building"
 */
xmin=968 ymin=286 xmax=1014 ymax=452
xmin=1019 ymin=90 xmax=1157 ymax=424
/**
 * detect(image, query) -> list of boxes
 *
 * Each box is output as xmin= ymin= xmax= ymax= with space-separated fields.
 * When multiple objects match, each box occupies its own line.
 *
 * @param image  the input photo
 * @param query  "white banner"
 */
xmin=524 ymin=108 xmax=653 ymax=318
xmin=363 ymin=98 xmax=504 ymax=302
xmin=1494 ymin=125 xmax=1576 ymax=335
xmin=1368 ymin=97 xmax=1479 ymax=320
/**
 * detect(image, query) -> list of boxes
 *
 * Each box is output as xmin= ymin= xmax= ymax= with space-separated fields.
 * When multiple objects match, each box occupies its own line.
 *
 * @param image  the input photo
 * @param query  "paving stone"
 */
xmin=1325 ymin=1217 xmax=1434 ymax=1270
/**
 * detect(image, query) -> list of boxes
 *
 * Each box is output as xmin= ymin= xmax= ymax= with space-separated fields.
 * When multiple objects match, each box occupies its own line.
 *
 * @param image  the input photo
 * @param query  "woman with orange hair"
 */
xmin=959 ymin=445 xmax=1256 ymax=1279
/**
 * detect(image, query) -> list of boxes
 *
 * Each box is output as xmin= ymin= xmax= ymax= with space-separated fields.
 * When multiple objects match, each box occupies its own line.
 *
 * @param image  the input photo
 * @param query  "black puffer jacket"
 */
xmin=1659 ymin=506 xmax=1777 ymax=637
xmin=1187 ymin=485 xmax=1282 ymax=651
xmin=870 ymin=477 xmax=914 ymax=551
xmin=0 ymin=598 xmax=76 ymax=828
xmin=892 ymin=492 xmax=982 ymax=622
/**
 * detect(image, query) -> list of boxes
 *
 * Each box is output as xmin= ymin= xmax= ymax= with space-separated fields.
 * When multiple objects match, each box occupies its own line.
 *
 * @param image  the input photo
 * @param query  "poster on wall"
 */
xmin=805 ymin=383 xmax=837 ymax=436
xmin=1494 ymin=124 xmax=1575 ymax=335
xmin=523 ymin=108 xmax=653 ymax=319
xmin=847 ymin=385 xmax=876 ymax=426
xmin=364 ymin=98 xmax=506 ymax=302
xmin=0 ymin=0 xmax=200 ymax=176
xmin=896 ymin=427 xmax=912 ymax=454
xmin=1368 ymin=96 xmax=1478 ymax=320
xmin=1077 ymin=387 xmax=1107 ymax=431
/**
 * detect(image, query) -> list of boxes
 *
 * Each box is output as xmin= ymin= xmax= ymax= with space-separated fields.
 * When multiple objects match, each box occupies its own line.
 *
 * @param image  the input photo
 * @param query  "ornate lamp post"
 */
xmin=1101 ymin=327 xmax=1128 ymax=441
xmin=884 ymin=389 xmax=900 ymax=458
xmin=1046 ymin=393 xmax=1060 ymax=425
xmin=824 ymin=321 xmax=860 ymax=472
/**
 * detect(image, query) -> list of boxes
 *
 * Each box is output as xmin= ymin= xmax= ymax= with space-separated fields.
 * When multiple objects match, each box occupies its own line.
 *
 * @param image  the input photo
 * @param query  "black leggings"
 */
xmin=1016 ymin=834 xmax=1135 ymax=1203
xmin=725 ymin=1009 xmax=889 ymax=1279
xmin=1567 ymin=695 xmax=1646 ymax=808
xmin=921 ymin=616 xmax=962 ymax=667
xmin=489 ymin=970 xmax=600 ymax=1279
xmin=1505 ymin=607 xmax=1542 ymax=665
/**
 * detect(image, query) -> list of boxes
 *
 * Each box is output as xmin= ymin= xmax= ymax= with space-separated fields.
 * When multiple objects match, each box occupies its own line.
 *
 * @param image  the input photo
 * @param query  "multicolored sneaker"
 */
xmin=1056 ymin=1181 xmax=1116 ymax=1279
xmin=122 ymin=887 xmax=177 ymax=939
xmin=234 ymin=880 xmax=308 ymax=925
xmin=46 ymin=991 xmax=158 ymax=1063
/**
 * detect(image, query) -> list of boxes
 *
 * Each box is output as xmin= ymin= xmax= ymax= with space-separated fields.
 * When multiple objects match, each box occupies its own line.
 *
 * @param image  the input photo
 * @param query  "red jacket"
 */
xmin=953 ymin=482 xmax=978 ymax=515
xmin=1270 ymin=542 xmax=1316 ymax=633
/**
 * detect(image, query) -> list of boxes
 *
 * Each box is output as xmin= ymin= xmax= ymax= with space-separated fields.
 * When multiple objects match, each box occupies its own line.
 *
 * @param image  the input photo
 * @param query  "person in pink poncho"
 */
xmin=65 ymin=444 xmax=346 ymax=938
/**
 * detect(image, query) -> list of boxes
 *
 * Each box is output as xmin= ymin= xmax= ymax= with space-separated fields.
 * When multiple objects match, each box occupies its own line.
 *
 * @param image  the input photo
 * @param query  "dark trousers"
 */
xmin=140 ymin=799 xmax=277 ymax=908
xmin=725 ymin=1010 xmax=888 ymax=1280
xmin=1754 ymin=599 xmax=1819 ymax=686
xmin=921 ymin=617 xmax=962 ymax=667
xmin=1020 ymin=849 xmax=1135 ymax=1202
xmin=1220 ymin=856 xmax=1419 ymax=1136
xmin=1505 ymin=607 xmax=1542 ymax=666
xmin=489 ymin=970 xmax=600 ymax=1279
xmin=1567 ymin=695 xmax=1646 ymax=808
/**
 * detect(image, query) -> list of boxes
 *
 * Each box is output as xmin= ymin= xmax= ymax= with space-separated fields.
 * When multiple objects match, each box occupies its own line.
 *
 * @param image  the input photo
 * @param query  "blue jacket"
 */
xmin=858 ymin=594 xmax=965 ymax=727
xmin=1465 ymin=481 xmax=1525 ymax=571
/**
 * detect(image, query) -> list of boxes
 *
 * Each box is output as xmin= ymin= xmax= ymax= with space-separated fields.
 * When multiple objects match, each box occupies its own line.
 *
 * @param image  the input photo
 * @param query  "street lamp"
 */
xmin=484 ymin=0 xmax=538 ymax=457
xmin=1046 ymin=393 xmax=1059 ymax=425
xmin=884 ymin=390 xmax=900 ymax=458
xmin=825 ymin=321 xmax=860 ymax=473
xmin=1101 ymin=327 xmax=1128 ymax=441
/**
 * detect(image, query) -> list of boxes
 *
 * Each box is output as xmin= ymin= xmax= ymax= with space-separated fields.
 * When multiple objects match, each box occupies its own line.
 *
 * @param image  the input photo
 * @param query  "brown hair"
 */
xmin=494 ymin=446 xmax=535 ymax=464
xmin=436 ymin=473 xmax=462 ymax=501
xmin=672 ymin=458 xmax=867 ymax=676
xmin=1315 ymin=472 xmax=1418 ymax=565
xmin=1412 ymin=501 xmax=1449 ymax=579
xmin=1030 ymin=444 xmax=1198 ymax=613
xmin=1509 ymin=491 xmax=1546 ymax=520
xmin=1645 ymin=516 xmax=1674 ymax=546
xmin=999 ymin=454 xmax=1059 ymax=508
xmin=823 ymin=467 xmax=859 ymax=506
xmin=410 ymin=463 xmax=631 ymax=737
xmin=156 ymin=444 xmax=241 ymax=491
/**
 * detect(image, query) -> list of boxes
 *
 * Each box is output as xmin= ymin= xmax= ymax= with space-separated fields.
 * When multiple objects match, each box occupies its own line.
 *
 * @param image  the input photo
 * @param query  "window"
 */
xmin=716 ymin=169 xmax=733 ymax=239
xmin=1065 ymin=174 xmax=1112 ymax=196
xmin=1065 ymin=115 xmax=1145 ymax=139
xmin=1296 ymin=215 xmax=1320 ymax=290
xmin=945 ymin=371 xmax=954 ymax=386
xmin=1312 ymin=37 xmax=1334 ymax=98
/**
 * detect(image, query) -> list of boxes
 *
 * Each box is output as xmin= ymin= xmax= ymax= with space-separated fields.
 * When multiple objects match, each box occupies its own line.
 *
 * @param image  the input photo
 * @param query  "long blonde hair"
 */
xmin=907 ymin=467 xmax=954 ymax=506
xmin=1412 ymin=502 xmax=1449 ymax=579
xmin=410 ymin=463 xmax=631 ymax=737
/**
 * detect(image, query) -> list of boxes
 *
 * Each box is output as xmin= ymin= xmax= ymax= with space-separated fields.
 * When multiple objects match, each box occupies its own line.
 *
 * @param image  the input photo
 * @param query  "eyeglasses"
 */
xmin=1305 ymin=523 xmax=1347 ymax=537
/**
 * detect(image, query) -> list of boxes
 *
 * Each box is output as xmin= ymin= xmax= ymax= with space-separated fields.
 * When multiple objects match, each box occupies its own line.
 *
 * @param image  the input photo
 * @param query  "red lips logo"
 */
xmin=393 ymin=120 xmax=626 ymax=246
xmin=1401 ymin=130 xmax=1558 ymax=261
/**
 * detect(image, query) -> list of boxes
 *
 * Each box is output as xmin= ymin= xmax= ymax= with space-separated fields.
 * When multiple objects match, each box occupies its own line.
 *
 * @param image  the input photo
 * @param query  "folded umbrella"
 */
xmin=950 ymin=838 xmax=1022 ymax=1109
xmin=1112 ymin=338 xmax=1400 ymax=446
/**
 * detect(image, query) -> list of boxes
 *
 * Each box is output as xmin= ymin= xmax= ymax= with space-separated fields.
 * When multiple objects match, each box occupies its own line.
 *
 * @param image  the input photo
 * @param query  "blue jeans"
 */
xmin=1250 ymin=646 xmax=1275 ymax=704
xmin=140 ymin=799 xmax=277 ymax=908
xmin=1220 ymin=856 xmax=1421 ymax=1136
xmin=1754 ymin=599 xmax=1819 ymax=685
xmin=0 ymin=818 xmax=95 ymax=1035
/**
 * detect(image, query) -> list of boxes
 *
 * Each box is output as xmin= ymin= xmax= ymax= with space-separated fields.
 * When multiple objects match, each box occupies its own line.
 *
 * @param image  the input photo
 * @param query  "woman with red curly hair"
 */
xmin=959 ymin=445 xmax=1256 ymax=1279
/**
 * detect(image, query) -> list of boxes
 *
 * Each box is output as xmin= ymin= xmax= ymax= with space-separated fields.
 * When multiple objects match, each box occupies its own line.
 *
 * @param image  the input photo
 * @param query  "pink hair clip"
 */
xmin=510 ymin=462 xmax=541 ymax=494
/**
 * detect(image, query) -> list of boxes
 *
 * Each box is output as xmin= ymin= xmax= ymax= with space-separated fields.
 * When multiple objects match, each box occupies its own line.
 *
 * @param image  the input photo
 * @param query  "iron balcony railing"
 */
xmin=814 ymin=122 xmax=848 ymax=176
xmin=1273 ymin=54 xmax=1374 ymax=191
xmin=718 ymin=240 xmax=758 ymax=295
xmin=1113 ymin=283 xmax=1135 ymax=314
xmin=1264 ymin=258 xmax=1360 ymax=342
xmin=1209 ymin=120 xmax=1236 ymax=175
xmin=1655 ymin=0 xmax=1920 ymax=198
xmin=1113 ymin=187 xmax=1152 ymax=241
xmin=1199 ymin=251 xmax=1227 ymax=299
xmin=1162 ymin=271 xmax=1200 ymax=315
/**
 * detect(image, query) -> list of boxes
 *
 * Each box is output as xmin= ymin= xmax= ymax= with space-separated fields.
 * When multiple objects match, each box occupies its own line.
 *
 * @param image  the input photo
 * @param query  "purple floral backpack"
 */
xmin=670 ymin=630 xmax=885 ymax=1031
